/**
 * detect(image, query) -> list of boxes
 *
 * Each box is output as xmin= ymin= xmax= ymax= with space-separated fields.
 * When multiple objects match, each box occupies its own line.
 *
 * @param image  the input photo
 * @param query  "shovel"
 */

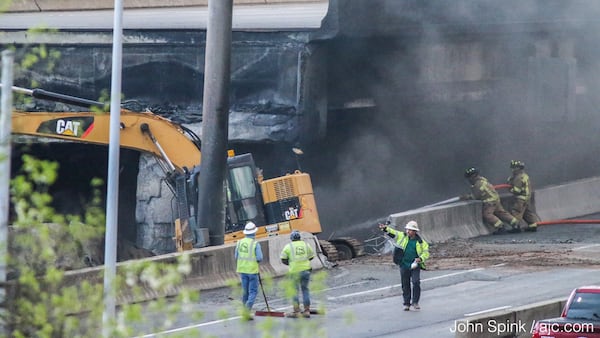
xmin=254 ymin=273 xmax=285 ymax=317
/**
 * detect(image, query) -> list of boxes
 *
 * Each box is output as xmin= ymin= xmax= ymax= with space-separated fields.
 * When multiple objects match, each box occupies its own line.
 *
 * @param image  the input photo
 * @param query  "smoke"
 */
xmin=307 ymin=0 xmax=600 ymax=238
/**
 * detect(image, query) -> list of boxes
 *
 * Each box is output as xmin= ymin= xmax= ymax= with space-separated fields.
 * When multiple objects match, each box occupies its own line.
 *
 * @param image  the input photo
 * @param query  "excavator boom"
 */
xmin=12 ymin=110 xmax=201 ymax=171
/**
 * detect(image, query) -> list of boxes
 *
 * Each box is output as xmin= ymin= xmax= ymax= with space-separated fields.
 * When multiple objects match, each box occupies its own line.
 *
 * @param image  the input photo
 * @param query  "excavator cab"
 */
xmin=224 ymin=153 xmax=266 ymax=235
xmin=222 ymin=152 xmax=324 ymax=243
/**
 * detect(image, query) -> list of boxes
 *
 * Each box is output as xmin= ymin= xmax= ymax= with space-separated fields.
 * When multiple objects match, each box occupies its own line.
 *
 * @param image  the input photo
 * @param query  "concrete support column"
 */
xmin=197 ymin=0 xmax=233 ymax=246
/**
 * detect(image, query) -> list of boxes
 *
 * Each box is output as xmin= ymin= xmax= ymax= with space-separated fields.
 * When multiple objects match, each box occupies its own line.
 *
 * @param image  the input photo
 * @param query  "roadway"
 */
xmin=131 ymin=266 xmax=600 ymax=337
xmin=129 ymin=222 xmax=600 ymax=338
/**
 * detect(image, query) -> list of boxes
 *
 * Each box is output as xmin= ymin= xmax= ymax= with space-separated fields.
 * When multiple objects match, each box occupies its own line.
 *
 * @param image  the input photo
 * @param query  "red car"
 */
xmin=532 ymin=286 xmax=600 ymax=338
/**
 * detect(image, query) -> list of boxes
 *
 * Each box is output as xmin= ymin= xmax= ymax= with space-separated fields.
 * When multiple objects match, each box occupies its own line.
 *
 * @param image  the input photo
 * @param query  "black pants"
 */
xmin=400 ymin=266 xmax=421 ymax=306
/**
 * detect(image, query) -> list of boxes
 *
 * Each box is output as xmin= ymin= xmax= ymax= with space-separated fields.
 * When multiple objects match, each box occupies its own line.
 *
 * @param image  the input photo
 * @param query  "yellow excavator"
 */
xmin=6 ymin=85 xmax=363 ymax=261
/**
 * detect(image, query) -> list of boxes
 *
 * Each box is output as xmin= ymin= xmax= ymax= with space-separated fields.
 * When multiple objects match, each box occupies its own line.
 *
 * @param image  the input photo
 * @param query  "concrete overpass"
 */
xmin=3 ymin=0 xmax=328 ymax=30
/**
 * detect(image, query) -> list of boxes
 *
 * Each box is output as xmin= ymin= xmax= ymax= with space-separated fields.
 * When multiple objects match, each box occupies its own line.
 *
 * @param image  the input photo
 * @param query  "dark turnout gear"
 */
xmin=507 ymin=162 xmax=540 ymax=231
xmin=463 ymin=170 xmax=519 ymax=233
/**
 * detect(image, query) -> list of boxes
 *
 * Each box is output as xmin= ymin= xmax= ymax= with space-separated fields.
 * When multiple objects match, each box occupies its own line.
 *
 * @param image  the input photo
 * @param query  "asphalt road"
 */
xmin=131 ymin=217 xmax=600 ymax=338
xmin=131 ymin=265 xmax=600 ymax=338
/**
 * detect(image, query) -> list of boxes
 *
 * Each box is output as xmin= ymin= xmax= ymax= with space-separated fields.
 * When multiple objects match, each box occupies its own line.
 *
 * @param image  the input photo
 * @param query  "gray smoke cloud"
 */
xmin=306 ymin=0 xmax=600 ymax=238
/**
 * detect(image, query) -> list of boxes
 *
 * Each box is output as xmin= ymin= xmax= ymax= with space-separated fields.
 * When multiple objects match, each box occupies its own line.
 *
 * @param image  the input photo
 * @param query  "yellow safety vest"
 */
xmin=281 ymin=241 xmax=314 ymax=273
xmin=236 ymin=237 xmax=259 ymax=274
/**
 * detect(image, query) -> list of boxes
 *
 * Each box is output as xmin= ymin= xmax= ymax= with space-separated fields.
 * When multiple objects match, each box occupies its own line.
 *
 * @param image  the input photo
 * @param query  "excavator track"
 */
xmin=318 ymin=240 xmax=339 ymax=262
xmin=329 ymin=237 xmax=365 ymax=261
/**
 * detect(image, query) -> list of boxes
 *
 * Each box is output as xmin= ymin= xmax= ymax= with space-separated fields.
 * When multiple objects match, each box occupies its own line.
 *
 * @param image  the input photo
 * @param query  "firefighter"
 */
xmin=507 ymin=160 xmax=540 ymax=232
xmin=280 ymin=230 xmax=315 ymax=318
xmin=460 ymin=167 xmax=521 ymax=234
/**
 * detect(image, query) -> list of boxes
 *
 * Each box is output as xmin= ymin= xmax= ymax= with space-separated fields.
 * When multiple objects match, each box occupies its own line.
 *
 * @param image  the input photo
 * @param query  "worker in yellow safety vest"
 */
xmin=235 ymin=222 xmax=263 ymax=320
xmin=280 ymin=230 xmax=315 ymax=318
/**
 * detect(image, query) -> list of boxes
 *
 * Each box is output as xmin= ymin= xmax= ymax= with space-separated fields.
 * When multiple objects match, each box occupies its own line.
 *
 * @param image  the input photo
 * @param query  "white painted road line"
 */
xmin=327 ymin=267 xmax=488 ymax=301
xmin=464 ymin=305 xmax=512 ymax=317
xmin=573 ymin=243 xmax=600 ymax=251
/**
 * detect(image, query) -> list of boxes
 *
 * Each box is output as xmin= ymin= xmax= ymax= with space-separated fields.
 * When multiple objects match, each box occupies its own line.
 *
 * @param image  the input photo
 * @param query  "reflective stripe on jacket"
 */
xmin=469 ymin=176 xmax=499 ymax=203
xmin=384 ymin=227 xmax=430 ymax=269
xmin=280 ymin=240 xmax=314 ymax=273
xmin=507 ymin=170 xmax=532 ymax=201
xmin=236 ymin=237 xmax=259 ymax=274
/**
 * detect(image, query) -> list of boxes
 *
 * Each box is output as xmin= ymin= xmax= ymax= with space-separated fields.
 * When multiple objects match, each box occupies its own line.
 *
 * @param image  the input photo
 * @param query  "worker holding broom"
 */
xmin=280 ymin=230 xmax=315 ymax=318
xmin=235 ymin=222 xmax=264 ymax=321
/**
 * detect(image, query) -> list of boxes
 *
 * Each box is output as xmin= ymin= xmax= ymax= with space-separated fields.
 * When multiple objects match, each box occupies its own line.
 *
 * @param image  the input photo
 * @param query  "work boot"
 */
xmin=286 ymin=305 xmax=301 ymax=318
xmin=492 ymin=227 xmax=507 ymax=235
xmin=241 ymin=308 xmax=254 ymax=321
xmin=507 ymin=226 xmax=521 ymax=234
xmin=302 ymin=305 xmax=311 ymax=318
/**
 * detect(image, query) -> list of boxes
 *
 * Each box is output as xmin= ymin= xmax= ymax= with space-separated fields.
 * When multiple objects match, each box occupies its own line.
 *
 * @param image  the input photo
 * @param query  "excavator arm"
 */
xmin=12 ymin=110 xmax=201 ymax=171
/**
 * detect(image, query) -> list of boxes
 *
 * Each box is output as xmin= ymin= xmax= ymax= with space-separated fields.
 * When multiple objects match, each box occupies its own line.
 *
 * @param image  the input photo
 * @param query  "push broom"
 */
xmin=254 ymin=273 xmax=285 ymax=317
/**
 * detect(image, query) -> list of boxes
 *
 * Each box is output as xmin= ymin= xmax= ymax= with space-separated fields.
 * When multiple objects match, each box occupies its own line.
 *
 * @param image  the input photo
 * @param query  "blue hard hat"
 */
xmin=290 ymin=230 xmax=301 ymax=241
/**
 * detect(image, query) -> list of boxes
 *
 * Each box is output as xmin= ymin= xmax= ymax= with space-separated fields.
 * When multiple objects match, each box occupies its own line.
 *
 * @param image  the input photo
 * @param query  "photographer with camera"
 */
xmin=378 ymin=220 xmax=430 ymax=311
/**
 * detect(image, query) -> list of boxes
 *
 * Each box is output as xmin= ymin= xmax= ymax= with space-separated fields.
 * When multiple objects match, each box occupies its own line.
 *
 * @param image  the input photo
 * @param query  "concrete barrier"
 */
xmin=388 ymin=201 xmax=488 ymax=243
xmin=57 ymin=232 xmax=324 ymax=305
xmin=387 ymin=175 xmax=600 ymax=244
xmin=535 ymin=176 xmax=600 ymax=221
xmin=266 ymin=231 xmax=326 ymax=276
xmin=454 ymin=298 xmax=566 ymax=338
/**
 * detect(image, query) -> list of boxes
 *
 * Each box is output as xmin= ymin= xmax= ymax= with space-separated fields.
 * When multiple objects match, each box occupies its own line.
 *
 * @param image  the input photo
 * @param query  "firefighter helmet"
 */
xmin=510 ymin=160 xmax=525 ymax=169
xmin=464 ymin=167 xmax=479 ymax=178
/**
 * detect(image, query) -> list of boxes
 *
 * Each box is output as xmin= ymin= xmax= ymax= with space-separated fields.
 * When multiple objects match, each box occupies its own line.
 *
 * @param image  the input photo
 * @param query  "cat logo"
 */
xmin=56 ymin=119 xmax=82 ymax=136
xmin=284 ymin=207 xmax=300 ymax=220
xmin=36 ymin=117 xmax=94 ymax=139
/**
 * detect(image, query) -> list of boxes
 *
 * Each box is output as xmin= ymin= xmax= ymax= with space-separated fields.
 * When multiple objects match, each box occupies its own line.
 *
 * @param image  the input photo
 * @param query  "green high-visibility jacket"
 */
xmin=384 ymin=227 xmax=430 ymax=269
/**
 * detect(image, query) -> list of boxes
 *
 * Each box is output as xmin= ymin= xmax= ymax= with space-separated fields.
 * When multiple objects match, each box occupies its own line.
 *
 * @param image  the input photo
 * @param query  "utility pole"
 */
xmin=196 ymin=0 xmax=233 ymax=246
xmin=102 ymin=0 xmax=124 ymax=336
xmin=0 ymin=50 xmax=14 ymax=336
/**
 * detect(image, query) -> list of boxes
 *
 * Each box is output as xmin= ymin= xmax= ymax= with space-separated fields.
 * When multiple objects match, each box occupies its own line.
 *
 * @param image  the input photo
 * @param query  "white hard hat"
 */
xmin=405 ymin=220 xmax=419 ymax=232
xmin=243 ymin=222 xmax=258 ymax=235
